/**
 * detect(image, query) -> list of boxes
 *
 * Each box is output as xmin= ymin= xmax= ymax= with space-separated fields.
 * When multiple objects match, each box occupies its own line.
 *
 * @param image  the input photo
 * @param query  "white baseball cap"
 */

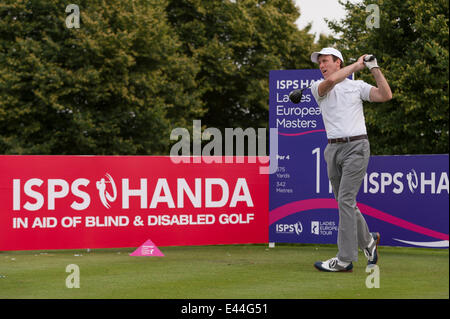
xmin=311 ymin=47 xmax=344 ymax=64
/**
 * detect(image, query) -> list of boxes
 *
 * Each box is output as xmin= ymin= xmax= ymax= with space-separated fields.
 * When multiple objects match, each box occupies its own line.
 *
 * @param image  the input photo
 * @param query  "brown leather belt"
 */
xmin=328 ymin=134 xmax=368 ymax=144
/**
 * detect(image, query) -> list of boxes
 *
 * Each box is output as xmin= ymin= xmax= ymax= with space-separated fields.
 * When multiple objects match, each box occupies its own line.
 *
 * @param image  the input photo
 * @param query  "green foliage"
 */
xmin=0 ymin=0 xmax=316 ymax=155
xmin=328 ymin=0 xmax=449 ymax=155
xmin=3 ymin=0 xmax=444 ymax=155
xmin=0 ymin=0 xmax=204 ymax=154
xmin=166 ymin=0 xmax=315 ymax=130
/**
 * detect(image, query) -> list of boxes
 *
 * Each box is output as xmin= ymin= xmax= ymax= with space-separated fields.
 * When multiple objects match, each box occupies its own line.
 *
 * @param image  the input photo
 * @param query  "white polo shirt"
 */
xmin=311 ymin=78 xmax=373 ymax=139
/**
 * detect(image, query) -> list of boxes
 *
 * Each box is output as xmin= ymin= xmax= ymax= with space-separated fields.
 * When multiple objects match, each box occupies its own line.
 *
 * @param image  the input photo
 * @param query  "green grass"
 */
xmin=0 ymin=244 xmax=448 ymax=299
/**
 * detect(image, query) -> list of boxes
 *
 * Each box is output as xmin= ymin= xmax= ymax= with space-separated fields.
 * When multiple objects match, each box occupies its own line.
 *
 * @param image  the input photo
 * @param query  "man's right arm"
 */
xmin=318 ymin=55 xmax=367 ymax=97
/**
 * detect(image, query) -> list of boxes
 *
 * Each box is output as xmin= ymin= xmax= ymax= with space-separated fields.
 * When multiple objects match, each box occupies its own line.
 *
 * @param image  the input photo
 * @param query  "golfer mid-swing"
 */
xmin=310 ymin=48 xmax=392 ymax=272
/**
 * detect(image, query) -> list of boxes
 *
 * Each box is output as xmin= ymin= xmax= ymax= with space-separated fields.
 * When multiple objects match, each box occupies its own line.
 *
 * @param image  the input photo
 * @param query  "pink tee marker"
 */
xmin=129 ymin=239 xmax=164 ymax=257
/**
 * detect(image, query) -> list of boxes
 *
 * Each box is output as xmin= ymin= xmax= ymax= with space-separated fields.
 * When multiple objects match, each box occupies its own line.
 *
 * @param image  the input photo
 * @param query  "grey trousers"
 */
xmin=324 ymin=138 xmax=373 ymax=262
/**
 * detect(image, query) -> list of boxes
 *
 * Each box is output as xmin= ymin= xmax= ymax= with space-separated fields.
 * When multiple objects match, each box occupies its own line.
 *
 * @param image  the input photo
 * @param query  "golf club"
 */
xmin=288 ymin=84 xmax=313 ymax=104
xmin=364 ymin=54 xmax=376 ymax=62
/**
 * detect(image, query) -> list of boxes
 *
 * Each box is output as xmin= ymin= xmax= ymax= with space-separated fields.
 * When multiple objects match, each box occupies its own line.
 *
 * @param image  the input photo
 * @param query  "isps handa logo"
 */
xmin=362 ymin=168 xmax=448 ymax=195
xmin=96 ymin=173 xmax=117 ymax=209
xmin=12 ymin=175 xmax=254 ymax=211
xmin=406 ymin=169 xmax=418 ymax=194
xmin=275 ymin=221 xmax=303 ymax=235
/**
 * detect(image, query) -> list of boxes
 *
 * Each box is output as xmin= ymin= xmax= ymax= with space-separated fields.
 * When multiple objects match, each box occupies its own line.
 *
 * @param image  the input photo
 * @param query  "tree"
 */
xmin=166 ymin=0 xmax=316 ymax=131
xmin=0 ymin=0 xmax=204 ymax=155
xmin=327 ymin=0 xmax=449 ymax=155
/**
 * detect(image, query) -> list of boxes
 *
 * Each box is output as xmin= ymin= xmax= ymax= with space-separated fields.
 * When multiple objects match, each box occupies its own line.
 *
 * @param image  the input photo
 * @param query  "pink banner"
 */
xmin=0 ymin=156 xmax=268 ymax=250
